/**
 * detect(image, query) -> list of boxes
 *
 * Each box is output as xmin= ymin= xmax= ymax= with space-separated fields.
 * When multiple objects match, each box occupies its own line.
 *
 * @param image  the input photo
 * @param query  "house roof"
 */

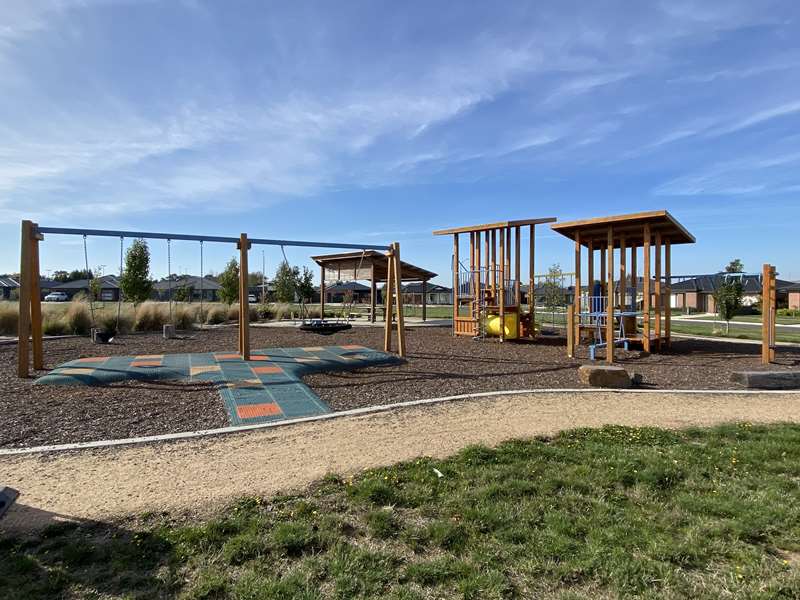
xmin=0 ymin=276 xmax=19 ymax=288
xmin=787 ymin=282 xmax=800 ymax=292
xmin=671 ymin=273 xmax=796 ymax=294
xmin=433 ymin=217 xmax=557 ymax=236
xmin=325 ymin=281 xmax=370 ymax=292
xmin=551 ymin=210 xmax=695 ymax=248
xmin=152 ymin=276 xmax=221 ymax=291
xmin=401 ymin=282 xmax=451 ymax=294
xmin=311 ymin=250 xmax=437 ymax=282
xmin=55 ymin=275 xmax=120 ymax=289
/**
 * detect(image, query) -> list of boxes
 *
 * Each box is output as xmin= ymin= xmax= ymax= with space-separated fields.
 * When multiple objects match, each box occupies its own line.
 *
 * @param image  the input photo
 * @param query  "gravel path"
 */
xmin=2 ymin=326 xmax=799 ymax=448
xmin=2 ymin=390 xmax=800 ymax=533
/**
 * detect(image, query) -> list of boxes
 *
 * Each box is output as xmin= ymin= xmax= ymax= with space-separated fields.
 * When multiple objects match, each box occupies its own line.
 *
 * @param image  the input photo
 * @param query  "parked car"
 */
xmin=44 ymin=291 xmax=69 ymax=302
xmin=248 ymin=294 xmax=257 ymax=303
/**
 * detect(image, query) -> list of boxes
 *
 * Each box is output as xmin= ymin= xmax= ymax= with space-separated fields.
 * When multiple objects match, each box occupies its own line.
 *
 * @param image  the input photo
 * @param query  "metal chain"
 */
xmin=167 ymin=239 xmax=173 ymax=324
xmin=83 ymin=234 xmax=96 ymax=327
xmin=116 ymin=236 xmax=123 ymax=333
xmin=199 ymin=240 xmax=204 ymax=327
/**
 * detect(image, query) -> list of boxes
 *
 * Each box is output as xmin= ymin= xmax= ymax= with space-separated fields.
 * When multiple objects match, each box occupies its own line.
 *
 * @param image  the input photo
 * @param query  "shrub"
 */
xmin=173 ymin=305 xmax=196 ymax=331
xmin=42 ymin=314 xmax=69 ymax=336
xmin=134 ymin=302 xmax=168 ymax=332
xmin=256 ymin=304 xmax=274 ymax=320
xmin=0 ymin=302 xmax=17 ymax=335
xmin=64 ymin=301 xmax=92 ymax=335
xmin=97 ymin=308 xmax=134 ymax=334
xmin=206 ymin=305 xmax=228 ymax=325
xmin=227 ymin=304 xmax=239 ymax=322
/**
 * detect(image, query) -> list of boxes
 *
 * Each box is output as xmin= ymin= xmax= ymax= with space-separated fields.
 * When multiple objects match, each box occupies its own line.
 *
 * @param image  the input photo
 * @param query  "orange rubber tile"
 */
xmin=341 ymin=345 xmax=365 ymax=350
xmin=236 ymin=403 xmax=282 ymax=419
xmin=135 ymin=354 xmax=163 ymax=360
xmin=215 ymin=353 xmax=242 ymax=360
xmin=76 ymin=356 xmax=107 ymax=363
xmin=252 ymin=365 xmax=283 ymax=374
xmin=248 ymin=355 xmax=272 ymax=361
xmin=131 ymin=360 xmax=161 ymax=368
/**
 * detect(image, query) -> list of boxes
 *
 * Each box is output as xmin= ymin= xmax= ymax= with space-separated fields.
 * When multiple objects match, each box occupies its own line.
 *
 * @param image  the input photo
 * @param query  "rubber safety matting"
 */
xmin=35 ymin=345 xmax=401 ymax=426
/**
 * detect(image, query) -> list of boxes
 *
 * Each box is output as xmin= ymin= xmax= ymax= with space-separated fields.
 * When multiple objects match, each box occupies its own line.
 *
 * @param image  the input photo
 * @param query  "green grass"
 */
xmin=3 ymin=424 xmax=800 ymax=599
xmin=669 ymin=321 xmax=800 ymax=344
xmin=681 ymin=314 xmax=800 ymax=326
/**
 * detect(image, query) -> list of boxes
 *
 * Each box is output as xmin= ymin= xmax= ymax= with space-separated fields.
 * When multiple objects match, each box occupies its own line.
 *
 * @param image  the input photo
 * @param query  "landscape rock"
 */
xmin=579 ymin=365 xmax=633 ymax=389
xmin=731 ymin=371 xmax=800 ymax=390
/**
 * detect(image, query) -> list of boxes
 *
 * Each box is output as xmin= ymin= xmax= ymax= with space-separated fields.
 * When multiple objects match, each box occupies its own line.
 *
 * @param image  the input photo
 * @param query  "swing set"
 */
xmin=17 ymin=220 xmax=407 ymax=378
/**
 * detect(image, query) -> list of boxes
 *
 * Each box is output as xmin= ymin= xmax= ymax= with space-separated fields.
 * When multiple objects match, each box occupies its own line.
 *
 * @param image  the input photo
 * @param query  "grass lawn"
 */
xmin=3 ymin=424 xmax=800 ymax=599
xmin=669 ymin=322 xmax=800 ymax=344
xmin=681 ymin=314 xmax=800 ymax=326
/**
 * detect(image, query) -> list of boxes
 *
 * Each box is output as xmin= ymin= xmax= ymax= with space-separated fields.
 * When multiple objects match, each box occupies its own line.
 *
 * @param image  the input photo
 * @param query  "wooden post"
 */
xmin=499 ymin=227 xmax=506 ymax=341
xmin=529 ymin=224 xmax=535 ymax=338
xmin=665 ymin=240 xmax=671 ymax=348
xmin=573 ymin=232 xmax=581 ymax=349
xmin=587 ymin=241 xmax=594 ymax=299
xmin=515 ymin=225 xmax=521 ymax=337
xmin=484 ymin=230 xmax=490 ymax=296
xmin=606 ymin=227 xmax=614 ymax=364
xmin=566 ymin=309 xmax=575 ymax=358
xmin=239 ymin=233 xmax=250 ymax=360
xmin=762 ymin=264 xmax=776 ymax=365
xmin=474 ymin=231 xmax=481 ymax=328
xmin=469 ymin=231 xmax=476 ymax=302
xmin=490 ymin=229 xmax=497 ymax=300
xmin=600 ymin=246 xmax=606 ymax=297
xmin=17 ymin=220 xmax=32 ymax=378
xmin=370 ymin=269 xmax=376 ymax=323
xmin=384 ymin=250 xmax=394 ymax=351
xmin=619 ymin=236 xmax=627 ymax=311
xmin=630 ymin=244 xmax=637 ymax=309
xmin=421 ymin=279 xmax=427 ymax=322
xmin=392 ymin=242 xmax=406 ymax=357
xmin=320 ymin=265 xmax=326 ymax=321
xmin=31 ymin=227 xmax=43 ymax=370
xmin=643 ymin=224 xmax=651 ymax=353
xmin=452 ymin=234 xmax=459 ymax=333
xmin=654 ymin=232 xmax=662 ymax=351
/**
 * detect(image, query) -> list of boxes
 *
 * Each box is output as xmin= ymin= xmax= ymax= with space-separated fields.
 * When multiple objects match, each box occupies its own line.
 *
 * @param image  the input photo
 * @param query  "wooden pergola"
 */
xmin=551 ymin=210 xmax=695 ymax=363
xmin=433 ymin=218 xmax=557 ymax=340
xmin=311 ymin=251 xmax=437 ymax=322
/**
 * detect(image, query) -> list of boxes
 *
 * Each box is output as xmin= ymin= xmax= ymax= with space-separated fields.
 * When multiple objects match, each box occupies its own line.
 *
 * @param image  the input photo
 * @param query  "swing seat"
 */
xmin=299 ymin=321 xmax=353 ymax=335
xmin=93 ymin=330 xmax=116 ymax=344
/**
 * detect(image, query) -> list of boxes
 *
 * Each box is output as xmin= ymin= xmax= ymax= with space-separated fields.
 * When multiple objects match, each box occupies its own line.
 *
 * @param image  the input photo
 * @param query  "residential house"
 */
xmin=0 ymin=276 xmax=19 ymax=300
xmin=401 ymin=282 xmax=452 ymax=306
xmin=671 ymin=273 xmax=795 ymax=313
xmin=323 ymin=281 xmax=371 ymax=304
xmin=152 ymin=276 xmax=221 ymax=302
xmin=54 ymin=275 xmax=121 ymax=301
xmin=788 ymin=283 xmax=800 ymax=310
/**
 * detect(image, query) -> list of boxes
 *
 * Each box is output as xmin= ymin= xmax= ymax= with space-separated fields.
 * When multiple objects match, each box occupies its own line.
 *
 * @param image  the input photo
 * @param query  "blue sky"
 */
xmin=1 ymin=0 xmax=799 ymax=284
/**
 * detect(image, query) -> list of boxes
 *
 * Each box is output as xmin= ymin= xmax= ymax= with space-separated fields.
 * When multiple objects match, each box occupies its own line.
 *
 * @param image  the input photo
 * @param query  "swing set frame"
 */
xmin=17 ymin=220 xmax=407 ymax=378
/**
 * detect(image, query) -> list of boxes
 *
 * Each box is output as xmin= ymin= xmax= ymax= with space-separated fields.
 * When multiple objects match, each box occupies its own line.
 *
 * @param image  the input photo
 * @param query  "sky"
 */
xmin=1 ymin=0 xmax=799 ymax=284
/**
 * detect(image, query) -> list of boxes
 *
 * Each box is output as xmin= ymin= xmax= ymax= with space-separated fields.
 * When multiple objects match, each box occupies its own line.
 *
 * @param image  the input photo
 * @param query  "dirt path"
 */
xmin=2 ymin=391 xmax=800 ymax=533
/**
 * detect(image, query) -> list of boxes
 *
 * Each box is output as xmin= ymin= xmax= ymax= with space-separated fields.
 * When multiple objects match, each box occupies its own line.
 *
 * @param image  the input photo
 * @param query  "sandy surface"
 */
xmin=2 ymin=390 xmax=800 ymax=534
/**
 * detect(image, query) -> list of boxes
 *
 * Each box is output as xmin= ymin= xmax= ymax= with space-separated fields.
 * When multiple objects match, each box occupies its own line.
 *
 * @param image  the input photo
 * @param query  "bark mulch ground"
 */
xmin=2 ymin=325 xmax=798 ymax=449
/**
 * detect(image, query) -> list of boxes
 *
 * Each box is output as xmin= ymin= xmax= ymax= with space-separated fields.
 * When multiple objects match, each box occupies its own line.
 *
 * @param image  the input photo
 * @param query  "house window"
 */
xmin=100 ymin=290 xmax=115 ymax=301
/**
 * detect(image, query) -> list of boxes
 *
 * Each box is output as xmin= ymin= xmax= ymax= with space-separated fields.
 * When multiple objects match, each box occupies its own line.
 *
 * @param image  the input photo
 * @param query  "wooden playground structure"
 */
xmin=551 ymin=211 xmax=696 ymax=364
xmin=17 ymin=220 xmax=408 ymax=378
xmin=311 ymin=251 xmax=437 ymax=322
xmin=762 ymin=263 xmax=777 ymax=365
xmin=433 ymin=218 xmax=557 ymax=341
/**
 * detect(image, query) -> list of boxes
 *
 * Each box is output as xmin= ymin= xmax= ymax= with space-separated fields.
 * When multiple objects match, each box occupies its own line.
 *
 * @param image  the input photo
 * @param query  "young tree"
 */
xmin=218 ymin=258 xmax=240 ymax=305
xmin=88 ymin=278 xmax=101 ymax=302
xmin=119 ymin=239 xmax=153 ymax=305
xmin=725 ymin=259 xmax=744 ymax=273
xmin=296 ymin=267 xmax=315 ymax=303
xmin=274 ymin=260 xmax=299 ymax=303
xmin=542 ymin=263 xmax=564 ymax=326
xmin=714 ymin=279 xmax=743 ymax=334
xmin=174 ymin=284 xmax=192 ymax=302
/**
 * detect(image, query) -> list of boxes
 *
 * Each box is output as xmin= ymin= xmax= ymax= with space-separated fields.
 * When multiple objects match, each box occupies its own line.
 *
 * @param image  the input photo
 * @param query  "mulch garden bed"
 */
xmin=1 ymin=325 xmax=798 ymax=449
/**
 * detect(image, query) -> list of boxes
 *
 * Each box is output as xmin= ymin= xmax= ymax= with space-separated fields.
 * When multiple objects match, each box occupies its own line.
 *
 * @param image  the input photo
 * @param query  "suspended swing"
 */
xmin=88 ymin=235 xmax=125 ymax=344
xmin=299 ymin=249 xmax=368 ymax=335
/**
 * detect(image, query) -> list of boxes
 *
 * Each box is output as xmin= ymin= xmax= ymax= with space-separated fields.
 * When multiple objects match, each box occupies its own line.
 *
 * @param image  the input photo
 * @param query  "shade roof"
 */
xmin=433 ymin=217 xmax=557 ymax=236
xmin=311 ymin=250 xmax=437 ymax=282
xmin=550 ymin=210 xmax=695 ymax=248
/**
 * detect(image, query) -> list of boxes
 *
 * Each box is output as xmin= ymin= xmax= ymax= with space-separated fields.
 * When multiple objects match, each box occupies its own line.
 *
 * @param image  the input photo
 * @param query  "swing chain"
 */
xmin=167 ymin=239 xmax=174 ymax=325
xmin=199 ymin=240 xmax=204 ymax=327
xmin=116 ymin=236 xmax=124 ymax=334
xmin=83 ymin=234 xmax=96 ymax=328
